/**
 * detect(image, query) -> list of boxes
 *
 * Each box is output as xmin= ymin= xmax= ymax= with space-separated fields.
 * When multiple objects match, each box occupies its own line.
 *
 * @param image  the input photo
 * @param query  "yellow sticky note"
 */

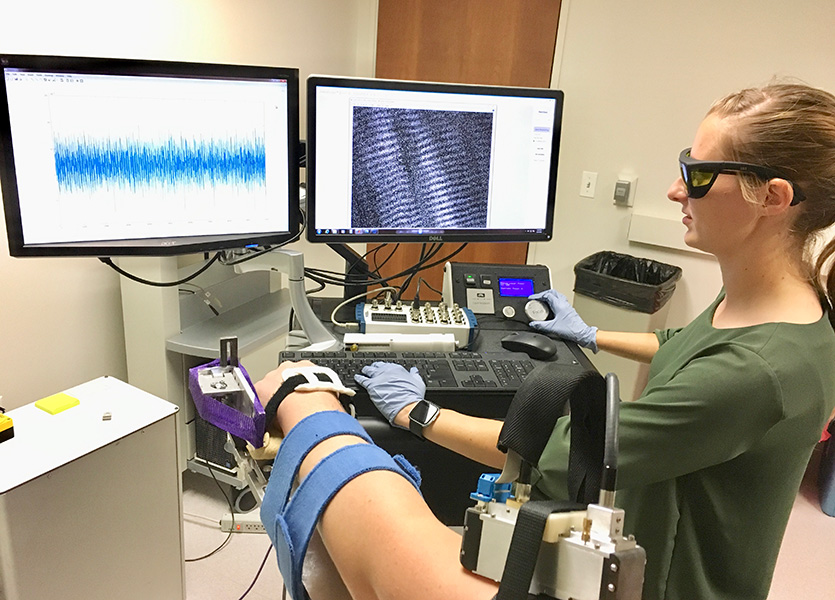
xmin=35 ymin=393 xmax=80 ymax=415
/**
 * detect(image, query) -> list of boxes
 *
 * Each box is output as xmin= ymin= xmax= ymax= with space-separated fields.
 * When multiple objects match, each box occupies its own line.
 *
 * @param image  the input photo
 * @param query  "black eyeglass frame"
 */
xmin=679 ymin=148 xmax=806 ymax=205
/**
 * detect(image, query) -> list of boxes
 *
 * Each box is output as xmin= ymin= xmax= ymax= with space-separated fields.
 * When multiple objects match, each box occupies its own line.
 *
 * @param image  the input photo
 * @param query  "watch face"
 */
xmin=411 ymin=400 xmax=439 ymax=425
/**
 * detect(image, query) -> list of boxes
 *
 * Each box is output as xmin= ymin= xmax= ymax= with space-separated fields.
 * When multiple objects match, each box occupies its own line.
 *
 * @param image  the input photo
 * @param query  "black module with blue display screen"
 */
xmin=499 ymin=277 xmax=535 ymax=298
xmin=442 ymin=262 xmax=552 ymax=327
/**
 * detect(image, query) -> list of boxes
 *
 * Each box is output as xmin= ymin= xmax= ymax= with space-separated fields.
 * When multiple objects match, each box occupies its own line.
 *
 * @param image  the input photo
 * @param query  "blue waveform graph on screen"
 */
xmin=52 ymin=134 xmax=267 ymax=194
xmin=42 ymin=93 xmax=281 ymax=241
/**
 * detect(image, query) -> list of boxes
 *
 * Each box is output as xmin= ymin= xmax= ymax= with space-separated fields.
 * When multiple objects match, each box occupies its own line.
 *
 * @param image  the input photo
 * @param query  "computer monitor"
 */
xmin=0 ymin=55 xmax=300 ymax=257
xmin=306 ymin=76 xmax=563 ymax=244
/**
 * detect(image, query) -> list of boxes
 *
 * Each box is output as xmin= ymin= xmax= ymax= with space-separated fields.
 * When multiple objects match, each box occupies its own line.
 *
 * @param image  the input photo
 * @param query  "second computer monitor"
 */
xmin=306 ymin=76 xmax=563 ymax=244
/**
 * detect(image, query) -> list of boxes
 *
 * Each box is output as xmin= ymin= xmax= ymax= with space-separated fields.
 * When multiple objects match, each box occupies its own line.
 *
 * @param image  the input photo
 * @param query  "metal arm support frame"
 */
xmin=232 ymin=248 xmax=340 ymax=352
xmin=225 ymin=434 xmax=267 ymax=502
xmin=215 ymin=435 xmax=270 ymax=533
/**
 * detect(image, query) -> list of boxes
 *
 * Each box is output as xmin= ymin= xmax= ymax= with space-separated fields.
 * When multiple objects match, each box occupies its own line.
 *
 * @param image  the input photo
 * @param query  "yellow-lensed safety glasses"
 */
xmin=679 ymin=148 xmax=806 ymax=205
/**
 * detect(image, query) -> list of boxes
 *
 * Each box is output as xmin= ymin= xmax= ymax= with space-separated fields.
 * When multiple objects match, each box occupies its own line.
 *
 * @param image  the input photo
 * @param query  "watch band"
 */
xmin=409 ymin=416 xmax=425 ymax=439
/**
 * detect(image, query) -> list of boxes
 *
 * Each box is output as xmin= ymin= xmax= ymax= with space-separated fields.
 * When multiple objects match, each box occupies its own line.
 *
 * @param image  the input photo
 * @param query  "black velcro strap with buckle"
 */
xmin=263 ymin=374 xmax=308 ymax=430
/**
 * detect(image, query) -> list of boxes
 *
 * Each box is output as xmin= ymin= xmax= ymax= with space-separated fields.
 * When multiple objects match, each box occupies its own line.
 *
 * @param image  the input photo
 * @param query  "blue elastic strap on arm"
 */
xmin=266 ymin=410 xmax=375 ymax=507
xmin=260 ymin=411 xmax=421 ymax=600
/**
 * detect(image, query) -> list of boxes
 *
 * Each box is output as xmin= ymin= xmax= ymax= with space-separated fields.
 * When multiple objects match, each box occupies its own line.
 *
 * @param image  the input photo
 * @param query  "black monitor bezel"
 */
xmin=0 ymin=54 xmax=301 ymax=257
xmin=305 ymin=75 xmax=563 ymax=245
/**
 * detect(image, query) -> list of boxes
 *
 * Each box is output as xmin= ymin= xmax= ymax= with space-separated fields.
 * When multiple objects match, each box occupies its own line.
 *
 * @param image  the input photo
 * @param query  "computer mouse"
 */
xmin=500 ymin=331 xmax=558 ymax=360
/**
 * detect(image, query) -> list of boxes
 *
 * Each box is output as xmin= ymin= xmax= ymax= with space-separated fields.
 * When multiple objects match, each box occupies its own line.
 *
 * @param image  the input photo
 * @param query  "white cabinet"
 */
xmin=0 ymin=377 xmax=184 ymax=600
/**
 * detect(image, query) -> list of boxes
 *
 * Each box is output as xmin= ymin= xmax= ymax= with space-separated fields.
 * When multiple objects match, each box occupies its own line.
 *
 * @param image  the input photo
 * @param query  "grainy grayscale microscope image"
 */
xmin=351 ymin=107 xmax=493 ymax=229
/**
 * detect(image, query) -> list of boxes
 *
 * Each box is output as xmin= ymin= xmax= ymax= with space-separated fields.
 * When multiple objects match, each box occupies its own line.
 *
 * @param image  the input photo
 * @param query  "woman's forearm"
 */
xmin=595 ymin=330 xmax=659 ymax=363
xmin=392 ymin=405 xmax=506 ymax=469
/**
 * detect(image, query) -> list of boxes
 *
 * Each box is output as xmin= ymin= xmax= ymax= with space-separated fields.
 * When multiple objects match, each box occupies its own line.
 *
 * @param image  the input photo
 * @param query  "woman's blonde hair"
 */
xmin=708 ymin=83 xmax=835 ymax=319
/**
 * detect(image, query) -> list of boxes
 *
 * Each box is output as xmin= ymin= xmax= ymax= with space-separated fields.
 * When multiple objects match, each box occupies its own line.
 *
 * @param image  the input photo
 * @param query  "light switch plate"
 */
xmin=580 ymin=171 xmax=597 ymax=198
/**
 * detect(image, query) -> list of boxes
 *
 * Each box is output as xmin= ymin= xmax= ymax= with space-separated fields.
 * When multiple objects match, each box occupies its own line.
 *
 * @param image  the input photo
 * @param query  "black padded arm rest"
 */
xmin=497 ymin=364 xmax=606 ymax=504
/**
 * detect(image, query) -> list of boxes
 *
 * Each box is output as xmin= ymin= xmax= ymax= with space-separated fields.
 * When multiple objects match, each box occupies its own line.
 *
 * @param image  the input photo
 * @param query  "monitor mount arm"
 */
xmin=232 ymin=248 xmax=340 ymax=352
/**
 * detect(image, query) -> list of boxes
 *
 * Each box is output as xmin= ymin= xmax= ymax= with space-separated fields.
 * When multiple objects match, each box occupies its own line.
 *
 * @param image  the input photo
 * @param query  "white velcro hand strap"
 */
xmin=281 ymin=366 xmax=356 ymax=397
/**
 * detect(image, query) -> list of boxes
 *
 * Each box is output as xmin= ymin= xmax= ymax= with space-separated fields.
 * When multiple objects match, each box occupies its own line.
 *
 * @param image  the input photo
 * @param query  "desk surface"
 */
xmin=309 ymin=295 xmax=595 ymax=370
xmin=468 ymin=327 xmax=592 ymax=370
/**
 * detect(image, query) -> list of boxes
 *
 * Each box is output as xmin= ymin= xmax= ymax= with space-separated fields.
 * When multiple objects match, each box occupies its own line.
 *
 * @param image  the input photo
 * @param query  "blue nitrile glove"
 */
xmin=528 ymin=289 xmax=599 ymax=352
xmin=354 ymin=362 xmax=426 ymax=428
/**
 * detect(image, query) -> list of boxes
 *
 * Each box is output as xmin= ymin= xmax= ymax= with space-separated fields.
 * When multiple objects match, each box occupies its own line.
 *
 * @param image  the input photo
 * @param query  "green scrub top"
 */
xmin=534 ymin=293 xmax=835 ymax=600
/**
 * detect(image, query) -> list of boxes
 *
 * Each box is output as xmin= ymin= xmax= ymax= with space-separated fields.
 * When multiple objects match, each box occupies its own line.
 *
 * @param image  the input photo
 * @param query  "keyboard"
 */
xmin=278 ymin=350 xmax=539 ymax=418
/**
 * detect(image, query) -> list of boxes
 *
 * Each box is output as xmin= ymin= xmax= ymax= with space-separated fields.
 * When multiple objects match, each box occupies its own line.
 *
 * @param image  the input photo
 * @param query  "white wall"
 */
xmin=0 ymin=0 xmax=377 ymax=408
xmin=534 ymin=0 xmax=835 ymax=328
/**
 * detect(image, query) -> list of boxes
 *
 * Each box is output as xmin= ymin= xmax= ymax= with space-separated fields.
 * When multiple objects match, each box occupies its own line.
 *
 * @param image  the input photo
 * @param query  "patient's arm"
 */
xmin=303 ymin=529 xmax=354 ymax=600
xmin=257 ymin=363 xmax=499 ymax=600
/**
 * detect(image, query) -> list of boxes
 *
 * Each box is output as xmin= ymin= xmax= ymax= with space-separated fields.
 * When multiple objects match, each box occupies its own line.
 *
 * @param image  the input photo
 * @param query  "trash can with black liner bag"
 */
xmin=572 ymin=251 xmax=682 ymax=400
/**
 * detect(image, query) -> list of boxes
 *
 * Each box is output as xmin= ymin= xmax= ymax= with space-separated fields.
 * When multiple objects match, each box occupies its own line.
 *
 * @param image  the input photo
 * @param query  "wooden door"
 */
xmin=372 ymin=0 xmax=562 ymax=300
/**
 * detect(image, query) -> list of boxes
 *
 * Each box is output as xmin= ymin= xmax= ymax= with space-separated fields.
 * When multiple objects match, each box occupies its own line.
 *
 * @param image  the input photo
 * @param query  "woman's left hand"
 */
xmin=354 ymin=361 xmax=425 ymax=428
